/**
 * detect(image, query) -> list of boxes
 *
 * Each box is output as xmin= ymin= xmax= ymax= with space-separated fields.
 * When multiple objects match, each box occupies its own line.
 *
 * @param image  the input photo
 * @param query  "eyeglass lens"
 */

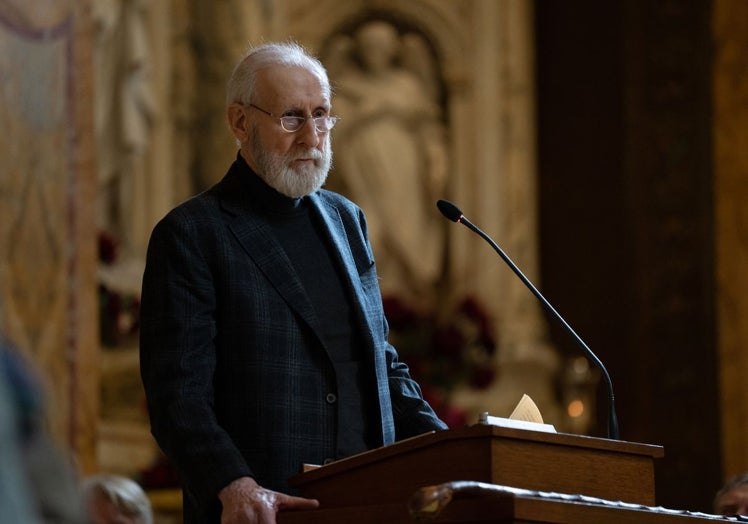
xmin=280 ymin=116 xmax=337 ymax=133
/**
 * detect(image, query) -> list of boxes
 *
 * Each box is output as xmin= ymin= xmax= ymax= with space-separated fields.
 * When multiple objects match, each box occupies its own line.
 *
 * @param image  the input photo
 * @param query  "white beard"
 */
xmin=253 ymin=135 xmax=332 ymax=198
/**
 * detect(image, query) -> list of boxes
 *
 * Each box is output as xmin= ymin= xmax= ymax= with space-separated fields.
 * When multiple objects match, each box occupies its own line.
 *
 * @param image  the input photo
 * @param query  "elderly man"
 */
xmin=139 ymin=41 xmax=447 ymax=524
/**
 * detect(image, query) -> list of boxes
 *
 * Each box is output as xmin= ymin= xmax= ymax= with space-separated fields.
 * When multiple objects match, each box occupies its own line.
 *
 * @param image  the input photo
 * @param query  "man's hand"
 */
xmin=219 ymin=476 xmax=319 ymax=524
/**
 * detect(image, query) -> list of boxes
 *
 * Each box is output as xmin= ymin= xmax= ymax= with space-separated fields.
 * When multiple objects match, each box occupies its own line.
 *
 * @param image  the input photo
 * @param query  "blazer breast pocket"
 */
xmin=357 ymin=257 xmax=377 ymax=284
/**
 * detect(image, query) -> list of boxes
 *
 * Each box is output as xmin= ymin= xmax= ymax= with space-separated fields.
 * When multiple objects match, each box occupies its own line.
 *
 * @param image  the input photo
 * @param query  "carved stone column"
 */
xmin=445 ymin=0 xmax=561 ymax=424
xmin=714 ymin=0 xmax=748 ymax=478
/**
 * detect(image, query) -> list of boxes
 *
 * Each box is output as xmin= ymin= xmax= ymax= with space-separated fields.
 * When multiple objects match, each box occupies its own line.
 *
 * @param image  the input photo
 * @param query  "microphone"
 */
xmin=437 ymin=199 xmax=620 ymax=440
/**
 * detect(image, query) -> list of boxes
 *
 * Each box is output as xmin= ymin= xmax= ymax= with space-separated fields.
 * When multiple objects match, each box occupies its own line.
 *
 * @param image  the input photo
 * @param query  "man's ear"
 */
xmin=227 ymin=103 xmax=249 ymax=142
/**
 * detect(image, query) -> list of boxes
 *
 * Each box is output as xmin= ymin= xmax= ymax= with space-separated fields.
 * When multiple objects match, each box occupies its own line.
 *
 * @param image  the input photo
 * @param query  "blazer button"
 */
xmin=325 ymin=393 xmax=337 ymax=404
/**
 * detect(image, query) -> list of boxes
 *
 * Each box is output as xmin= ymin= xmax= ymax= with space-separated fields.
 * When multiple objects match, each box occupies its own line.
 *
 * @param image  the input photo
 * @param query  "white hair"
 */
xmin=81 ymin=474 xmax=153 ymax=524
xmin=226 ymin=41 xmax=331 ymax=107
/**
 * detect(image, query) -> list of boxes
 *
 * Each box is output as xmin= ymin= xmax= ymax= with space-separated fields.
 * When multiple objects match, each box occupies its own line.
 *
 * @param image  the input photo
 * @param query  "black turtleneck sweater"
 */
xmin=241 ymin=158 xmax=377 ymax=459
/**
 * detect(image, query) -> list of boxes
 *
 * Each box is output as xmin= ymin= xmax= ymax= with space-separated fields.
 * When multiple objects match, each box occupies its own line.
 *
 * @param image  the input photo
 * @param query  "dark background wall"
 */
xmin=534 ymin=0 xmax=720 ymax=512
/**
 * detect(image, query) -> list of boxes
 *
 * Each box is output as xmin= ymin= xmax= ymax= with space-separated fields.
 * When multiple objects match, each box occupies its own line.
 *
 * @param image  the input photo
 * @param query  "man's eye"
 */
xmin=280 ymin=117 xmax=304 ymax=131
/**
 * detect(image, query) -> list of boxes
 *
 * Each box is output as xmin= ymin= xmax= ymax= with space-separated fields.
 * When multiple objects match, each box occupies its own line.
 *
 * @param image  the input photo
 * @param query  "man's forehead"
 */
xmin=256 ymin=65 xmax=329 ymax=101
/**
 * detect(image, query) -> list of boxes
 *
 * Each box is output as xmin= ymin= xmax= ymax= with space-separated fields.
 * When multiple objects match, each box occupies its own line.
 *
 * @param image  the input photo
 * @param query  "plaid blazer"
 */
xmin=139 ymin=159 xmax=446 ymax=523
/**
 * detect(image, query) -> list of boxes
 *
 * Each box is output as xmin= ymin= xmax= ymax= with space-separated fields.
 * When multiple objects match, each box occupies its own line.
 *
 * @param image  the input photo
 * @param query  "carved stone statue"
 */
xmin=93 ymin=0 xmax=155 ymax=297
xmin=93 ymin=0 xmax=155 ymax=262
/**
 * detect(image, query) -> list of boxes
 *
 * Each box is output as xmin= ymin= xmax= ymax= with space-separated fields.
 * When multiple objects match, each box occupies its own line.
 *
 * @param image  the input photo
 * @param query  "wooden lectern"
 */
xmin=276 ymin=425 xmax=723 ymax=523
xmin=290 ymin=424 xmax=662 ymax=507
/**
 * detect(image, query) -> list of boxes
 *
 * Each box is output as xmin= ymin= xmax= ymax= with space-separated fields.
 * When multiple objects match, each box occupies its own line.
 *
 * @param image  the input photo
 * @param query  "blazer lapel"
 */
xmin=219 ymin=192 xmax=324 ymax=340
xmin=308 ymin=194 xmax=378 ymax=348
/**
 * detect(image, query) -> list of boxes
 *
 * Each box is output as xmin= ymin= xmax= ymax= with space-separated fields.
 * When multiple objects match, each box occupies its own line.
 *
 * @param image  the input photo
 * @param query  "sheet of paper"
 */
xmin=478 ymin=394 xmax=557 ymax=433
xmin=509 ymin=393 xmax=544 ymax=423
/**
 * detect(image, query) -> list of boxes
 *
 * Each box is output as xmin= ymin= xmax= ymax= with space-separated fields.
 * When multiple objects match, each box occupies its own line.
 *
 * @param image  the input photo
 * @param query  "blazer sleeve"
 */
xmin=384 ymin=324 xmax=449 ymax=438
xmin=138 ymin=206 xmax=252 ymax=508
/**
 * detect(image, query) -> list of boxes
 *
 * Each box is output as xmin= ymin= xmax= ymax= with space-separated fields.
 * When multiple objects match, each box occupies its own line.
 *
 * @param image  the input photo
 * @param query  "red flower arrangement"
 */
xmin=383 ymin=294 xmax=498 ymax=427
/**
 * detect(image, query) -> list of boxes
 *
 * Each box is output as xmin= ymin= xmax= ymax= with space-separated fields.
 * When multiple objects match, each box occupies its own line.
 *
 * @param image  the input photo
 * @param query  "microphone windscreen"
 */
xmin=436 ymin=200 xmax=463 ymax=222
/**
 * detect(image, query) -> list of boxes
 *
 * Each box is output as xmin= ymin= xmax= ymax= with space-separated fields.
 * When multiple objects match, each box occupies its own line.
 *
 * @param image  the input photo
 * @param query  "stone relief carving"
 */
xmin=93 ymin=0 xmax=155 ymax=302
xmin=93 ymin=0 xmax=155 ymax=255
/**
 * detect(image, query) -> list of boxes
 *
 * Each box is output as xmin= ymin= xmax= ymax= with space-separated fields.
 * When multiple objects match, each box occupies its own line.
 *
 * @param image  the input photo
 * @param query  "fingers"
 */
xmin=276 ymin=493 xmax=320 ymax=511
xmin=219 ymin=478 xmax=318 ymax=524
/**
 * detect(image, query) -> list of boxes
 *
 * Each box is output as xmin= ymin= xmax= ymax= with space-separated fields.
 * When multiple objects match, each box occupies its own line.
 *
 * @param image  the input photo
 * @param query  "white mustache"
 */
xmin=293 ymin=149 xmax=323 ymax=161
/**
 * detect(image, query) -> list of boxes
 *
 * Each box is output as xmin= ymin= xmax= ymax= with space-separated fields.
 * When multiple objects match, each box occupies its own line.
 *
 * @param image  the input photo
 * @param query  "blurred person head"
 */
xmin=1 ymin=335 xmax=86 ymax=523
xmin=714 ymin=472 xmax=748 ymax=516
xmin=82 ymin=474 xmax=153 ymax=524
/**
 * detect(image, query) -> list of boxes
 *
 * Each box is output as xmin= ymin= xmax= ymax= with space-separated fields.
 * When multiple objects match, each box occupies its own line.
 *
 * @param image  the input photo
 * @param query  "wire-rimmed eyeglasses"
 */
xmin=248 ymin=103 xmax=338 ymax=133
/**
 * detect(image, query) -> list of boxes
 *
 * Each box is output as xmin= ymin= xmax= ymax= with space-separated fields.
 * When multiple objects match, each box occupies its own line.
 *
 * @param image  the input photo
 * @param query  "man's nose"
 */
xmin=296 ymin=117 xmax=321 ymax=147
